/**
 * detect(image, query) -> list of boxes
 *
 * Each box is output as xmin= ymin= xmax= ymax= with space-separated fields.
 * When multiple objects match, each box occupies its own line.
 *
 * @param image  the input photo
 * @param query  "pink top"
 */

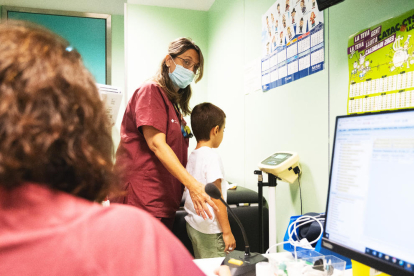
xmin=0 ymin=183 xmax=205 ymax=276
xmin=114 ymin=82 xmax=189 ymax=218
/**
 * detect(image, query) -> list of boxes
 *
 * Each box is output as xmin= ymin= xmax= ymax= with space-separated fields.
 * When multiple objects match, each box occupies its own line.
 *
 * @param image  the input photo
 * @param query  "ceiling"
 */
xmin=0 ymin=0 xmax=216 ymax=16
xmin=126 ymin=0 xmax=216 ymax=11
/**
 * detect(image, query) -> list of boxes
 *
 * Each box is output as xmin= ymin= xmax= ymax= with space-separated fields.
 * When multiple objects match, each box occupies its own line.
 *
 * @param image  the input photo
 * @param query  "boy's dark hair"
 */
xmin=191 ymin=103 xmax=226 ymax=142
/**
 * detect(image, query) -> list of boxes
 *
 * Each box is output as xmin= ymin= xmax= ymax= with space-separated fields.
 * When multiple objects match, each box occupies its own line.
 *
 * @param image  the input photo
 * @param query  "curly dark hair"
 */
xmin=153 ymin=37 xmax=204 ymax=116
xmin=0 ymin=21 xmax=118 ymax=201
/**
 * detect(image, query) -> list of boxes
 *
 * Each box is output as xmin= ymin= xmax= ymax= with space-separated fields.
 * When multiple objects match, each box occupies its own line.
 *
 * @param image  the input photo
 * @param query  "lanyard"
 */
xmin=173 ymin=103 xmax=193 ymax=139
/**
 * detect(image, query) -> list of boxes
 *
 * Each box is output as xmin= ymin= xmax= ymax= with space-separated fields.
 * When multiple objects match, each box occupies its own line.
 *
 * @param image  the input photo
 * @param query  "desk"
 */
xmin=193 ymin=256 xmax=223 ymax=276
xmin=193 ymin=252 xmax=353 ymax=276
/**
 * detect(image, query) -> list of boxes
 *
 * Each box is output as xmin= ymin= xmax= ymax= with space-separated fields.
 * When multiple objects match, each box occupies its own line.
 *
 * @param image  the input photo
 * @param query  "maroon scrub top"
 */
xmin=114 ymin=82 xmax=189 ymax=218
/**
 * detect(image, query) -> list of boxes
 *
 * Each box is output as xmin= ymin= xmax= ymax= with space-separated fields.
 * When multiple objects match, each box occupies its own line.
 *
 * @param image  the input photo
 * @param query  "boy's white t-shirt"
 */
xmin=184 ymin=146 xmax=228 ymax=234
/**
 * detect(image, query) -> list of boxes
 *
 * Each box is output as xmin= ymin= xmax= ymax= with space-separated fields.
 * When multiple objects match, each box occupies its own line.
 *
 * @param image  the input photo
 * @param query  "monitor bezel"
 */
xmin=323 ymin=109 xmax=414 ymax=276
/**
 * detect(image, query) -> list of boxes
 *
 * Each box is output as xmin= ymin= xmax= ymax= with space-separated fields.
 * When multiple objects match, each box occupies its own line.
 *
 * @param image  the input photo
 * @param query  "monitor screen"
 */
xmin=323 ymin=110 xmax=414 ymax=275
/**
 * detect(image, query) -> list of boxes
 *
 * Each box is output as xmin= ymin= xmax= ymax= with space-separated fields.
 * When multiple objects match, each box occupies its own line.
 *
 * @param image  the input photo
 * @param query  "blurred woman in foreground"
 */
xmin=0 ymin=21 xmax=223 ymax=275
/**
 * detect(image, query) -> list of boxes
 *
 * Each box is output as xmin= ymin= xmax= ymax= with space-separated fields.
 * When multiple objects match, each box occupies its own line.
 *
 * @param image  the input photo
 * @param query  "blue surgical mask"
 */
xmin=168 ymin=56 xmax=195 ymax=89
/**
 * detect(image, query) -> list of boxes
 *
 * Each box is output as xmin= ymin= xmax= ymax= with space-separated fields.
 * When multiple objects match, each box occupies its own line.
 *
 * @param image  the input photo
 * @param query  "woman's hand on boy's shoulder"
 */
xmin=188 ymin=181 xmax=218 ymax=219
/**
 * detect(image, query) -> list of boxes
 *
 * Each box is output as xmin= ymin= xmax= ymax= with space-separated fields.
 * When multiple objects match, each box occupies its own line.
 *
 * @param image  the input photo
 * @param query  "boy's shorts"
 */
xmin=186 ymin=222 xmax=225 ymax=259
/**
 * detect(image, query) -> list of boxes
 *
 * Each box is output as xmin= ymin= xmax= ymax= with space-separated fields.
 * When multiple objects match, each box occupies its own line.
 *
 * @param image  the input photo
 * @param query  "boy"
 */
xmin=184 ymin=103 xmax=236 ymax=259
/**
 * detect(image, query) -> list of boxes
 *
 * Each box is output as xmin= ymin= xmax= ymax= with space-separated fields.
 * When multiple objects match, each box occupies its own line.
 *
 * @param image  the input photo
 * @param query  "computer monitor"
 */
xmin=322 ymin=110 xmax=414 ymax=276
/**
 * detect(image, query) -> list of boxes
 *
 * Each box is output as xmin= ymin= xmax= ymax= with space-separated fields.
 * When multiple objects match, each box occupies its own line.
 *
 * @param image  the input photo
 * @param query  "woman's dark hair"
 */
xmin=153 ymin=37 xmax=204 ymax=116
xmin=0 ymin=21 xmax=118 ymax=201
xmin=191 ymin=103 xmax=226 ymax=142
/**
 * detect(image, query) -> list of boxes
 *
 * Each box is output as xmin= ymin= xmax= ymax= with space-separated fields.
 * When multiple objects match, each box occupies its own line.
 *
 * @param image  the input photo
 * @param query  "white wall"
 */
xmin=127 ymin=0 xmax=215 ymax=11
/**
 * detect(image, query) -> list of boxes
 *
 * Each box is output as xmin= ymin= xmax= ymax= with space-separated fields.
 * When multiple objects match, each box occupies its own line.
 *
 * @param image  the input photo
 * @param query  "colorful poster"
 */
xmin=347 ymin=9 xmax=414 ymax=114
xmin=261 ymin=0 xmax=324 ymax=91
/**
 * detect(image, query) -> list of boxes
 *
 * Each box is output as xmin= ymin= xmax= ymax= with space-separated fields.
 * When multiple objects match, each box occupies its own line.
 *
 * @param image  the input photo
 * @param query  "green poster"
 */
xmin=347 ymin=10 xmax=414 ymax=114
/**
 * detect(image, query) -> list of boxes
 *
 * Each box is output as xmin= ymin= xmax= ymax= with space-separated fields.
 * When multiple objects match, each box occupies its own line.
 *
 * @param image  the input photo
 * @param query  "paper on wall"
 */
xmin=244 ymin=57 xmax=262 ymax=95
xmin=261 ymin=0 xmax=324 ymax=92
xmin=97 ymin=83 xmax=123 ymax=125
xmin=346 ymin=9 xmax=414 ymax=114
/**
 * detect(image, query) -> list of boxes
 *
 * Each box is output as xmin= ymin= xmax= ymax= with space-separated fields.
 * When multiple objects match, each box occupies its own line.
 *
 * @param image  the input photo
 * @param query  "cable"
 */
xmin=298 ymin=174 xmax=303 ymax=215
xmin=292 ymin=214 xmax=325 ymax=242
xmin=265 ymin=215 xmax=324 ymax=261
xmin=293 ymin=166 xmax=303 ymax=215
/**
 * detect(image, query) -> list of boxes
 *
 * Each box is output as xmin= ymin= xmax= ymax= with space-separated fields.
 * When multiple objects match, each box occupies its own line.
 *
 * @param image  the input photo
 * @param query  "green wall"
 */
xmin=6 ymin=0 xmax=413 ymax=253
xmin=207 ymin=0 xmax=329 ymax=250
xmin=111 ymin=14 xmax=125 ymax=94
xmin=205 ymin=0 xmax=414 ymax=251
xmin=125 ymin=4 xmax=209 ymax=150
xmin=328 ymin=0 xmax=414 ymax=147
xmin=110 ymin=14 xmax=125 ymax=149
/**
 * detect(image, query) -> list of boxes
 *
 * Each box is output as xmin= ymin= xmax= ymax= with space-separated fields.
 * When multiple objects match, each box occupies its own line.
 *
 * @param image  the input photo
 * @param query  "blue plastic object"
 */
xmin=283 ymin=214 xmax=352 ymax=269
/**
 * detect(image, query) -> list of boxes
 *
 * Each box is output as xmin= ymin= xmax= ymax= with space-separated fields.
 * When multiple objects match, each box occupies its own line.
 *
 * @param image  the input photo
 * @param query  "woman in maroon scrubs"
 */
xmin=114 ymin=38 xmax=217 ymax=230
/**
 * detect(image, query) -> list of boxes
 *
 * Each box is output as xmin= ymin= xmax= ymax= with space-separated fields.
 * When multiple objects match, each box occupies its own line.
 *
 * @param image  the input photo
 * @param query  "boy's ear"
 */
xmin=210 ymin=125 xmax=219 ymax=137
xmin=213 ymin=125 xmax=220 ymax=135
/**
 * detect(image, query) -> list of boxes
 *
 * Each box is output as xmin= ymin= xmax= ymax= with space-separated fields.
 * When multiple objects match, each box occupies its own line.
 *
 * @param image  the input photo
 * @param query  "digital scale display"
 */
xmin=261 ymin=153 xmax=292 ymax=166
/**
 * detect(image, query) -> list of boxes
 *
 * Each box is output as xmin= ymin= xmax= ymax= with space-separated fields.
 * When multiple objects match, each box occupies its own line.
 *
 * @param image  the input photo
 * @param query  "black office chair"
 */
xmin=172 ymin=186 xmax=269 ymax=256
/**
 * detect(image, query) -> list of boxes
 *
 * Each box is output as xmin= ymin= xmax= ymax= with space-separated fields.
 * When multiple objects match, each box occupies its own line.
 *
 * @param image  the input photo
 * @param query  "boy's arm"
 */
xmin=212 ymin=179 xmax=236 ymax=252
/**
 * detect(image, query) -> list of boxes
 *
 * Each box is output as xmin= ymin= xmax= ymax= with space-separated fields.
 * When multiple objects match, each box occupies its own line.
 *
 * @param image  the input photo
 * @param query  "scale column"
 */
xmin=268 ymin=174 xmax=277 ymax=253
xmin=254 ymin=170 xmax=264 ymax=253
